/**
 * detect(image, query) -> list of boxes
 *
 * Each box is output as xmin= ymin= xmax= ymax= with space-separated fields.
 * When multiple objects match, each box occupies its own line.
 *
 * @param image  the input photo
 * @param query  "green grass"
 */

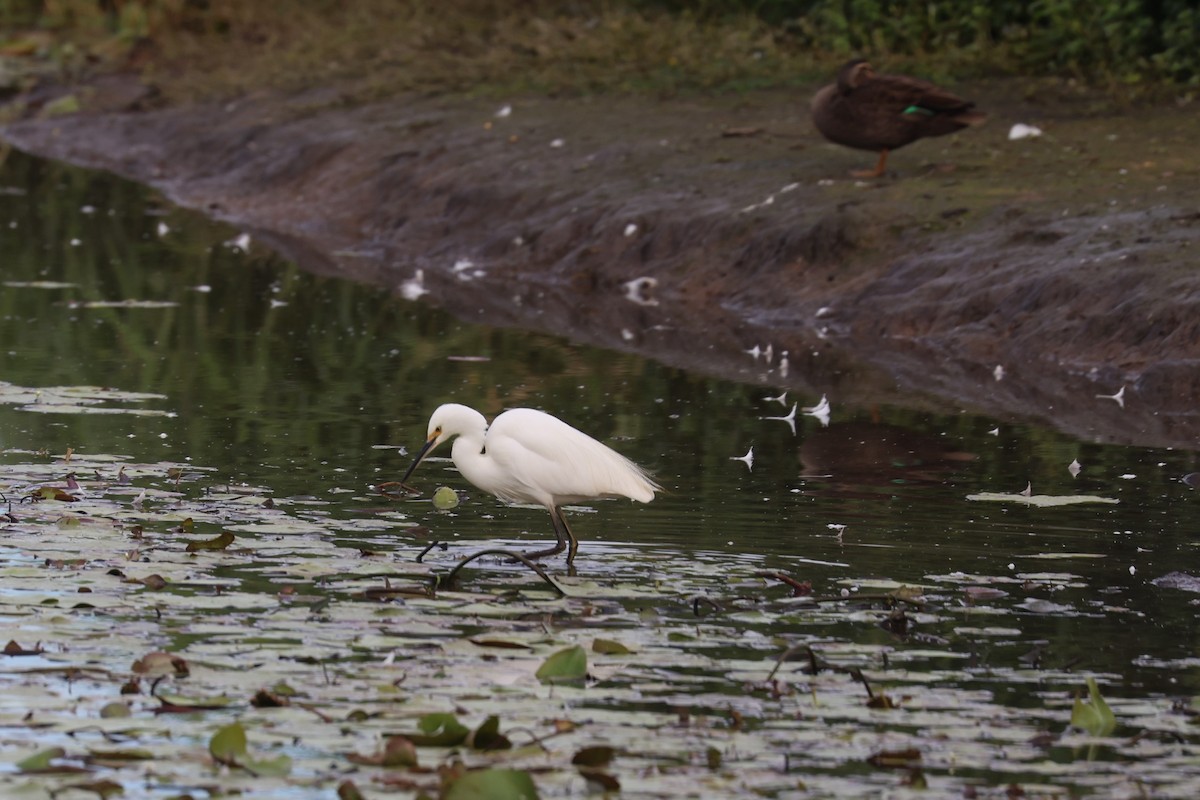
xmin=1 ymin=0 xmax=1195 ymax=104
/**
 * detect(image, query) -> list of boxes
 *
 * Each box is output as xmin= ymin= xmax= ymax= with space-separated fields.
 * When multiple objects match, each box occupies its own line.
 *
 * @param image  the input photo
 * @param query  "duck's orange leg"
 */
xmin=851 ymin=149 xmax=889 ymax=178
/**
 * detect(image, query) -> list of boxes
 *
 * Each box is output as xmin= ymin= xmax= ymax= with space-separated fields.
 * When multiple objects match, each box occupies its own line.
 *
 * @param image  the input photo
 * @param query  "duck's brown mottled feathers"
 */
xmin=811 ymin=59 xmax=986 ymax=176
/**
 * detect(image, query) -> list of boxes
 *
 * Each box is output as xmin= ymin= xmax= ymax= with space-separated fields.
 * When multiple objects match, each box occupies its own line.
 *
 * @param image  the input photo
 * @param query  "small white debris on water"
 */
xmin=761 ymin=403 xmax=797 ymax=435
xmin=740 ymin=194 xmax=775 ymax=214
xmin=549 ymin=138 xmax=565 ymax=148
xmin=226 ymin=233 xmax=251 ymax=251
xmin=804 ymin=395 xmax=831 ymax=427
xmin=624 ymin=223 xmax=638 ymax=237
xmin=764 ymin=391 xmax=788 ymax=406
xmin=495 ymin=104 xmax=512 ymax=118
xmin=191 ymin=285 xmax=212 ymax=293
xmin=622 ymin=276 xmax=658 ymax=306
xmin=1129 ymin=566 xmax=1137 ymax=576
xmin=1097 ymin=385 xmax=1126 ymax=408
xmin=400 ymin=269 xmax=429 ymax=301
xmin=1069 ymin=459 xmax=1082 ymax=477
xmin=621 ymin=328 xmax=634 ymax=341
xmin=156 ymin=222 xmax=170 ymax=237
xmin=452 ymin=258 xmax=485 ymax=281
xmin=815 ymin=306 xmax=834 ymax=318
xmin=81 ymin=205 xmax=96 ymax=215
xmin=988 ymin=427 xmax=1000 ymax=436
xmin=1009 ymin=123 xmax=1043 ymax=140
xmin=993 ymin=364 xmax=1005 ymax=381
xmin=69 ymin=238 xmax=82 ymax=247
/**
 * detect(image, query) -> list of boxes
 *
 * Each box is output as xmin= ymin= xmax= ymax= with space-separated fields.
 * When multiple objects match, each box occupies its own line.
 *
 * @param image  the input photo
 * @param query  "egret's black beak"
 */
xmin=399 ymin=435 xmax=440 ymax=486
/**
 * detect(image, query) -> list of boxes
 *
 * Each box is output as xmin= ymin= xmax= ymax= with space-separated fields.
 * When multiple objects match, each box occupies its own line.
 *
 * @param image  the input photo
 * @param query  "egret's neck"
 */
xmin=450 ymin=428 xmax=501 ymax=492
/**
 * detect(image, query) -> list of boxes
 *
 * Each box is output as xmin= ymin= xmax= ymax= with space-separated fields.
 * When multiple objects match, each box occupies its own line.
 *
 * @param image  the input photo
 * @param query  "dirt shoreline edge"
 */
xmin=4 ymin=82 xmax=1198 ymax=449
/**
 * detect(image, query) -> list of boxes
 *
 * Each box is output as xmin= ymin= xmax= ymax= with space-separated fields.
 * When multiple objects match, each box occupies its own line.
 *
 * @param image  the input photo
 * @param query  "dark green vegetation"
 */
xmin=4 ymin=146 xmax=1200 ymax=799
xmin=0 ymin=0 xmax=1196 ymax=107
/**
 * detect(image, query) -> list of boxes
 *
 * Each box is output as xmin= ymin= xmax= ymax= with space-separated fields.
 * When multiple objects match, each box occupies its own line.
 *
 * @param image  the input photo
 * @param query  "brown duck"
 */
xmin=811 ymin=59 xmax=986 ymax=177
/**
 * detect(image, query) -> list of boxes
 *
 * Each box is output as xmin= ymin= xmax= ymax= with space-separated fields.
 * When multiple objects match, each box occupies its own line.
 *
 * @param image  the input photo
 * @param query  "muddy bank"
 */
xmin=4 ymin=79 xmax=1199 ymax=449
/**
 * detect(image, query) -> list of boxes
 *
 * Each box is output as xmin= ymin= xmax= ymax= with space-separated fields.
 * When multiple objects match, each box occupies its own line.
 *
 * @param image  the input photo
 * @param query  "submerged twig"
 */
xmin=297 ymin=701 xmax=335 ymax=723
xmin=850 ymin=668 xmax=875 ymax=699
xmin=415 ymin=540 xmax=448 ymax=563
xmin=691 ymin=596 xmax=721 ymax=617
xmin=440 ymin=549 xmax=566 ymax=597
xmin=766 ymin=644 xmax=822 ymax=682
xmin=504 ymin=723 xmax=581 ymax=751
xmin=755 ymin=570 xmax=813 ymax=597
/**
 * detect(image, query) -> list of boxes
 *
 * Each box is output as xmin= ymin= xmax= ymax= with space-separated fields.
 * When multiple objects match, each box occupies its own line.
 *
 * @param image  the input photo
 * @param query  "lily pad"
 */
xmin=443 ymin=768 xmax=539 ymax=800
xmin=536 ymin=645 xmax=587 ymax=685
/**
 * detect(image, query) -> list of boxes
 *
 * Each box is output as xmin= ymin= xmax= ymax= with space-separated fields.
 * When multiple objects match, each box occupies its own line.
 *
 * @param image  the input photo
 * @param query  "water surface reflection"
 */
xmin=2 ymin=150 xmax=1197 ymax=701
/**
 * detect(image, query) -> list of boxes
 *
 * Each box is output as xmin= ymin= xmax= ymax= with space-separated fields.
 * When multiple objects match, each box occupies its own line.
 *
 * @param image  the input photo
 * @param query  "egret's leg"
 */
xmin=561 ymin=511 xmax=579 ymax=564
xmin=518 ymin=507 xmax=573 ymax=562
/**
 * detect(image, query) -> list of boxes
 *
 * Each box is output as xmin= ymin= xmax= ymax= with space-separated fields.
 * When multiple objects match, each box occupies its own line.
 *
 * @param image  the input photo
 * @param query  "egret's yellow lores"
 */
xmin=401 ymin=404 xmax=659 ymax=564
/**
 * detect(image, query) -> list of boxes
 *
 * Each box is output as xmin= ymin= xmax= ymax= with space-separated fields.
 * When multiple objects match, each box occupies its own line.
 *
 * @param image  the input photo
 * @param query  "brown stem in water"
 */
xmin=415 ymin=540 xmax=447 ymax=562
xmin=691 ymin=596 xmax=721 ymax=616
xmin=441 ymin=549 xmax=566 ymax=597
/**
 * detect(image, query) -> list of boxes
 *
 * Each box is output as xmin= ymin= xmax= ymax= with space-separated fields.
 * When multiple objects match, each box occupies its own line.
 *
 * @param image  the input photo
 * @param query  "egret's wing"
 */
xmin=487 ymin=409 xmax=658 ymax=506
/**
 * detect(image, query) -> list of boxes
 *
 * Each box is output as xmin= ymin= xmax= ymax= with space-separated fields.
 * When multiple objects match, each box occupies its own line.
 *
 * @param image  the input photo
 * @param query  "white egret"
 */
xmin=400 ymin=403 xmax=659 ymax=564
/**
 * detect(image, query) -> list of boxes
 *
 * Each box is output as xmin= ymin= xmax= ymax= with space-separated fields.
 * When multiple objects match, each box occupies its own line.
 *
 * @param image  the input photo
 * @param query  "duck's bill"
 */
xmin=399 ymin=437 xmax=438 ymax=486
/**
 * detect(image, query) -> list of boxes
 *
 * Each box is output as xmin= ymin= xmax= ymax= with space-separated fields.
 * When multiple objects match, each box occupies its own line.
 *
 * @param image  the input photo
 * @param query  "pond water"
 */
xmin=1 ymin=150 xmax=1198 ymax=798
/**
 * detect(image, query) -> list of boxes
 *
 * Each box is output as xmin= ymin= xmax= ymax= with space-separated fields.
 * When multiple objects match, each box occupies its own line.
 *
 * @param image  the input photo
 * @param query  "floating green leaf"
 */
xmin=207 ymin=721 xmax=290 ymax=775
xmin=407 ymin=713 xmax=469 ymax=747
xmin=1071 ymin=678 xmax=1117 ymax=736
xmin=209 ymin=722 xmax=247 ymax=766
xmin=240 ymin=752 xmax=292 ymax=777
xmin=59 ymin=779 xmax=123 ymax=799
xmin=592 ymin=638 xmax=631 ymax=655
xmin=99 ymin=702 xmax=132 ymax=719
xmin=185 ymin=531 xmax=236 ymax=552
xmin=536 ymin=645 xmax=587 ymax=684
xmin=571 ymin=746 xmax=614 ymax=768
xmin=443 ymin=768 xmax=539 ymax=800
xmin=432 ymin=486 xmax=460 ymax=509
xmin=17 ymin=748 xmax=66 ymax=772
xmin=30 ymin=486 xmax=77 ymax=502
xmin=469 ymin=715 xmax=512 ymax=751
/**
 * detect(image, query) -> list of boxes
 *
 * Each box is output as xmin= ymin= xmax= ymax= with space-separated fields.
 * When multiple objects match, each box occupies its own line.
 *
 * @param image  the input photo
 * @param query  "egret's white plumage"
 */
xmin=401 ymin=403 xmax=658 ymax=563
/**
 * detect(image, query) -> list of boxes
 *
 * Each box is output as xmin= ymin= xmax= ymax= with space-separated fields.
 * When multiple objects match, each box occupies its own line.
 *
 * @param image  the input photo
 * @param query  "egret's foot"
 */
xmin=377 ymin=481 xmax=421 ymax=498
